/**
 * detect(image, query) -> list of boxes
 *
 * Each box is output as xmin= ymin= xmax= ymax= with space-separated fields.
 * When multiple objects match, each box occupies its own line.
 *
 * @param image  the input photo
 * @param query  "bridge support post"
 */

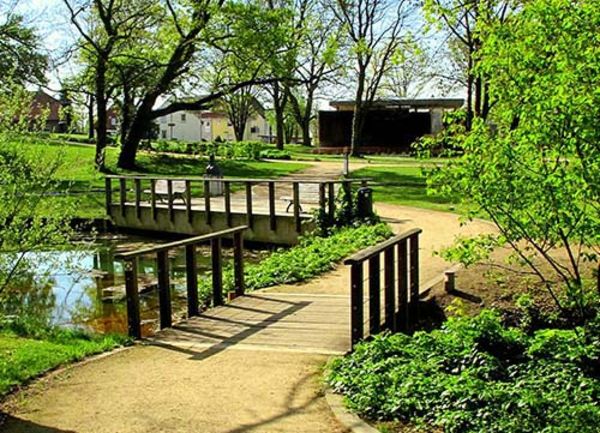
xmin=211 ymin=238 xmax=223 ymax=306
xmin=350 ymin=263 xmax=364 ymax=348
xmin=157 ymin=250 xmax=172 ymax=329
xmin=186 ymin=244 xmax=199 ymax=317
xmin=233 ymin=231 xmax=245 ymax=297
xmin=124 ymin=259 xmax=141 ymax=339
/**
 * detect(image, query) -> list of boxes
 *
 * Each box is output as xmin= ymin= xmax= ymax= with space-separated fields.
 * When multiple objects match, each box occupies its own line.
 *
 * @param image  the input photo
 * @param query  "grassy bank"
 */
xmin=0 ymin=327 xmax=129 ymax=397
xmin=350 ymin=165 xmax=474 ymax=214
xmin=27 ymin=140 xmax=309 ymax=218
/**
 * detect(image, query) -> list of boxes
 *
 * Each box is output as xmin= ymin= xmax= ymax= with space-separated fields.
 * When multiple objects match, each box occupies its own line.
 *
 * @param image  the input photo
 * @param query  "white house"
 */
xmin=156 ymin=97 xmax=270 ymax=142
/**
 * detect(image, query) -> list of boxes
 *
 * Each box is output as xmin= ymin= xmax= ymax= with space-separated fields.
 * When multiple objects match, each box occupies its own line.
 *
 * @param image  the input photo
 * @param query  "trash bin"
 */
xmin=356 ymin=187 xmax=373 ymax=219
xmin=205 ymin=154 xmax=223 ymax=196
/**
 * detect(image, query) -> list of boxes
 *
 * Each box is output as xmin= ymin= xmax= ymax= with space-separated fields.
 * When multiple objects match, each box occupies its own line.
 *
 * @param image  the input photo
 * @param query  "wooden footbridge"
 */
xmin=105 ymin=175 xmax=369 ymax=245
xmin=114 ymin=224 xmax=422 ymax=353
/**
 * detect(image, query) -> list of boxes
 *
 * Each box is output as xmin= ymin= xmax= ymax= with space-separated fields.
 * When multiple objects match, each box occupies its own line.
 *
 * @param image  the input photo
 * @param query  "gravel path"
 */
xmin=1 ymin=160 xmax=495 ymax=433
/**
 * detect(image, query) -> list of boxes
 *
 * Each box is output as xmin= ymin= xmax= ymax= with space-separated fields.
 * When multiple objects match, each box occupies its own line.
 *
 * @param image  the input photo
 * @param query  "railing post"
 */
xmin=157 ymin=250 xmax=172 ymax=329
xmin=350 ymin=263 xmax=364 ymax=348
xmin=124 ymin=258 xmax=141 ymax=339
xmin=319 ymin=182 xmax=326 ymax=221
xmin=204 ymin=179 xmax=211 ymax=225
xmin=151 ymin=179 xmax=157 ymax=221
xmin=167 ymin=180 xmax=174 ymax=223
xmin=409 ymin=233 xmax=420 ymax=326
xmin=185 ymin=180 xmax=192 ymax=224
xmin=119 ymin=178 xmax=127 ymax=217
xmin=185 ymin=244 xmax=199 ymax=317
xmin=293 ymin=182 xmax=301 ymax=233
xmin=233 ymin=231 xmax=245 ymax=296
xmin=343 ymin=180 xmax=352 ymax=216
xmin=384 ymin=247 xmax=395 ymax=332
xmin=328 ymin=182 xmax=335 ymax=226
xmin=105 ymin=177 xmax=112 ymax=217
xmin=397 ymin=239 xmax=409 ymax=332
xmin=368 ymin=254 xmax=381 ymax=335
xmin=245 ymin=182 xmax=254 ymax=229
xmin=211 ymin=237 xmax=223 ymax=306
xmin=224 ymin=181 xmax=232 ymax=227
xmin=134 ymin=178 xmax=141 ymax=220
xmin=268 ymin=181 xmax=276 ymax=231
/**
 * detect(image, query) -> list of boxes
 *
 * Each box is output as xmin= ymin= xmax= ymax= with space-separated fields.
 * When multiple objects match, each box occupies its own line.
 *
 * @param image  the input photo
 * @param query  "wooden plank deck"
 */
xmin=149 ymin=293 xmax=351 ymax=355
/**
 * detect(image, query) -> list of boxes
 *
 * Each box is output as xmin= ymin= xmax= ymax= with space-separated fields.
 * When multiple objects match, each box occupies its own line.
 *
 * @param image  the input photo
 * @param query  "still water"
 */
xmin=13 ymin=233 xmax=267 ymax=336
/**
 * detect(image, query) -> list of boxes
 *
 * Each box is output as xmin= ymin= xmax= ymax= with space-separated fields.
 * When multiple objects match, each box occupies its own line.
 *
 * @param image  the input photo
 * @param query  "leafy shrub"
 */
xmin=259 ymin=149 xmax=291 ymax=160
xmin=148 ymin=139 xmax=265 ymax=160
xmin=327 ymin=310 xmax=600 ymax=433
xmin=197 ymin=223 xmax=392 ymax=302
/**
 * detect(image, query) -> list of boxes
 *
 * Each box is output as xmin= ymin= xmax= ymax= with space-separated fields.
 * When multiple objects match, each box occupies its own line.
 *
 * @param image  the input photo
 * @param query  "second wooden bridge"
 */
xmin=105 ymin=175 xmax=370 ymax=245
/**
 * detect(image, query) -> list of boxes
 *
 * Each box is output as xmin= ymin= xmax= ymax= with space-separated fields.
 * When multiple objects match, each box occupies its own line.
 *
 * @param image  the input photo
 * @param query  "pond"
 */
xmin=7 ymin=232 xmax=269 ymax=336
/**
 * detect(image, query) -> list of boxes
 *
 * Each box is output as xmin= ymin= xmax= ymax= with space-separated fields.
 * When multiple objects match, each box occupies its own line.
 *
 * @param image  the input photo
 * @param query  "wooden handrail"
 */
xmin=119 ymin=225 xmax=248 ymax=339
xmin=116 ymin=226 xmax=248 ymax=259
xmin=344 ymin=228 xmax=422 ymax=265
xmin=105 ymin=174 xmax=371 ymax=184
xmin=345 ymin=228 xmax=422 ymax=349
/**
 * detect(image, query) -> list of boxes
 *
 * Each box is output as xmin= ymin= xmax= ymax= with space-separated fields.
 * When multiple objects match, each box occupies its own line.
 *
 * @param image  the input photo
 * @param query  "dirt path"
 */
xmin=1 ymin=161 xmax=495 ymax=433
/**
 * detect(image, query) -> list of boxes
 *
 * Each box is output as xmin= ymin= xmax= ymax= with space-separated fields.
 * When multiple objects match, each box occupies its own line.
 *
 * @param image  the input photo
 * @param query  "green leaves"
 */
xmin=328 ymin=310 xmax=600 ymax=433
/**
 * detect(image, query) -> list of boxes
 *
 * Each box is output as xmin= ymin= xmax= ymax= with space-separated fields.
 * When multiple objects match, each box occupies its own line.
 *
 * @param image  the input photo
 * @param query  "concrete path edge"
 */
xmin=325 ymin=390 xmax=379 ymax=433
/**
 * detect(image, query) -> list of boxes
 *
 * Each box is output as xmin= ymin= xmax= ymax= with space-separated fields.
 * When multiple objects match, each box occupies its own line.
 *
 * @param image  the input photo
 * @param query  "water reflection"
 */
xmin=4 ymin=234 xmax=267 ymax=336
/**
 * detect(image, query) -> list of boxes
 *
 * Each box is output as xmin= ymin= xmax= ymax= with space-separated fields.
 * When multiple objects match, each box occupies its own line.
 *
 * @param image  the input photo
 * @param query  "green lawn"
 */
xmin=0 ymin=329 xmax=128 ymax=396
xmin=350 ymin=165 xmax=474 ymax=214
xmin=29 ymin=140 xmax=309 ymax=218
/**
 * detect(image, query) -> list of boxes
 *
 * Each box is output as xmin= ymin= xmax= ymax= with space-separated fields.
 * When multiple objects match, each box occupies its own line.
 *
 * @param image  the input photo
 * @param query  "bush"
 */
xmin=327 ymin=310 xmax=600 ymax=433
xmin=148 ymin=139 xmax=266 ymax=160
xmin=259 ymin=149 xmax=291 ymax=160
xmin=197 ymin=223 xmax=392 ymax=302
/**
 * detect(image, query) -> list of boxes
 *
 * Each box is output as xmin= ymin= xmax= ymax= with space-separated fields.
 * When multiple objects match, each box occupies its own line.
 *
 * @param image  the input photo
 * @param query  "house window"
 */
xmin=250 ymin=126 xmax=259 ymax=133
xmin=161 ymin=130 xmax=167 ymax=139
xmin=111 ymin=118 xmax=117 ymax=126
xmin=181 ymin=113 xmax=186 ymax=122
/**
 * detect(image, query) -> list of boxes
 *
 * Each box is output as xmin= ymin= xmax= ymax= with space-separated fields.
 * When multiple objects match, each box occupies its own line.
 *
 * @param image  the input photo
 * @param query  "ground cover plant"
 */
xmin=328 ymin=309 xmax=600 ymax=433
xmin=197 ymin=223 xmax=392 ymax=302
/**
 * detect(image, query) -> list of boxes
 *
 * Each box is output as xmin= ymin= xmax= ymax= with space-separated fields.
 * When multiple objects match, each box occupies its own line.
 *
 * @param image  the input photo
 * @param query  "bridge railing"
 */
xmin=114 ymin=225 xmax=248 ymax=339
xmin=104 ymin=175 xmax=369 ymax=233
xmin=344 ymin=228 xmax=422 ymax=349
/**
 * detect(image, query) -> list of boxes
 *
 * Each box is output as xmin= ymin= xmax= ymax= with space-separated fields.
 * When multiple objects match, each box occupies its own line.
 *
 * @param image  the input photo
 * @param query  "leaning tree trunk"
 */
xmin=118 ymin=102 xmax=153 ymax=169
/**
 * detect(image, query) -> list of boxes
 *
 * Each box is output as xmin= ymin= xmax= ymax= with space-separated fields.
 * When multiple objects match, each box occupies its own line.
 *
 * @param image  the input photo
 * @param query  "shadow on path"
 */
xmin=150 ymin=295 xmax=311 ymax=362
xmin=0 ymin=415 xmax=76 ymax=433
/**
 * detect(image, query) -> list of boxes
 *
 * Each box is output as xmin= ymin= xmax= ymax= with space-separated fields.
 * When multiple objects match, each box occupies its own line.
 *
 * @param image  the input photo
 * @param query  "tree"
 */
xmin=333 ymin=0 xmax=415 ymax=155
xmin=379 ymin=35 xmax=431 ymax=98
xmin=423 ymin=0 xmax=516 ymax=128
xmin=0 ymin=1 xmax=47 ymax=87
xmin=0 ymin=84 xmax=75 ymax=302
xmin=63 ymin=0 xmax=156 ymax=170
xmin=222 ymin=86 xmax=259 ymax=141
xmin=285 ymin=0 xmax=344 ymax=146
xmin=425 ymin=0 xmax=600 ymax=321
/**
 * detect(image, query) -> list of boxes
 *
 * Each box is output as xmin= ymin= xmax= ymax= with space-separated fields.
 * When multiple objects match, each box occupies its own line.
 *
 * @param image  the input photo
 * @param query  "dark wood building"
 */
xmin=318 ymin=98 xmax=464 ymax=153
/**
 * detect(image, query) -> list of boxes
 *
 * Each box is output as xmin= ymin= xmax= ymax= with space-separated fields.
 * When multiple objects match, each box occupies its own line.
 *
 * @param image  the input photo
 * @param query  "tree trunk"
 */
xmin=119 ymin=102 xmax=153 ymax=169
xmin=95 ymin=58 xmax=108 ymax=172
xmin=87 ymin=94 xmax=95 ymax=140
xmin=350 ymin=70 xmax=366 ymax=155
xmin=301 ymin=119 xmax=311 ymax=147
xmin=466 ymin=55 xmax=474 ymax=131
xmin=234 ymin=120 xmax=245 ymax=141
xmin=272 ymin=83 xmax=286 ymax=150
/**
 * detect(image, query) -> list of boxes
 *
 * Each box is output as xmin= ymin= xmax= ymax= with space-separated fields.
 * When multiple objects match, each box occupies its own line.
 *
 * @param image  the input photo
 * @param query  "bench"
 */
xmin=145 ymin=180 xmax=187 ymax=205
xmin=281 ymin=183 xmax=340 ymax=213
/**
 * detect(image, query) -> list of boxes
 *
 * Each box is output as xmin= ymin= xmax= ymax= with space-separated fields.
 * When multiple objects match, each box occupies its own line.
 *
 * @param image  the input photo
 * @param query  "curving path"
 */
xmin=0 ymin=161 xmax=496 ymax=433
